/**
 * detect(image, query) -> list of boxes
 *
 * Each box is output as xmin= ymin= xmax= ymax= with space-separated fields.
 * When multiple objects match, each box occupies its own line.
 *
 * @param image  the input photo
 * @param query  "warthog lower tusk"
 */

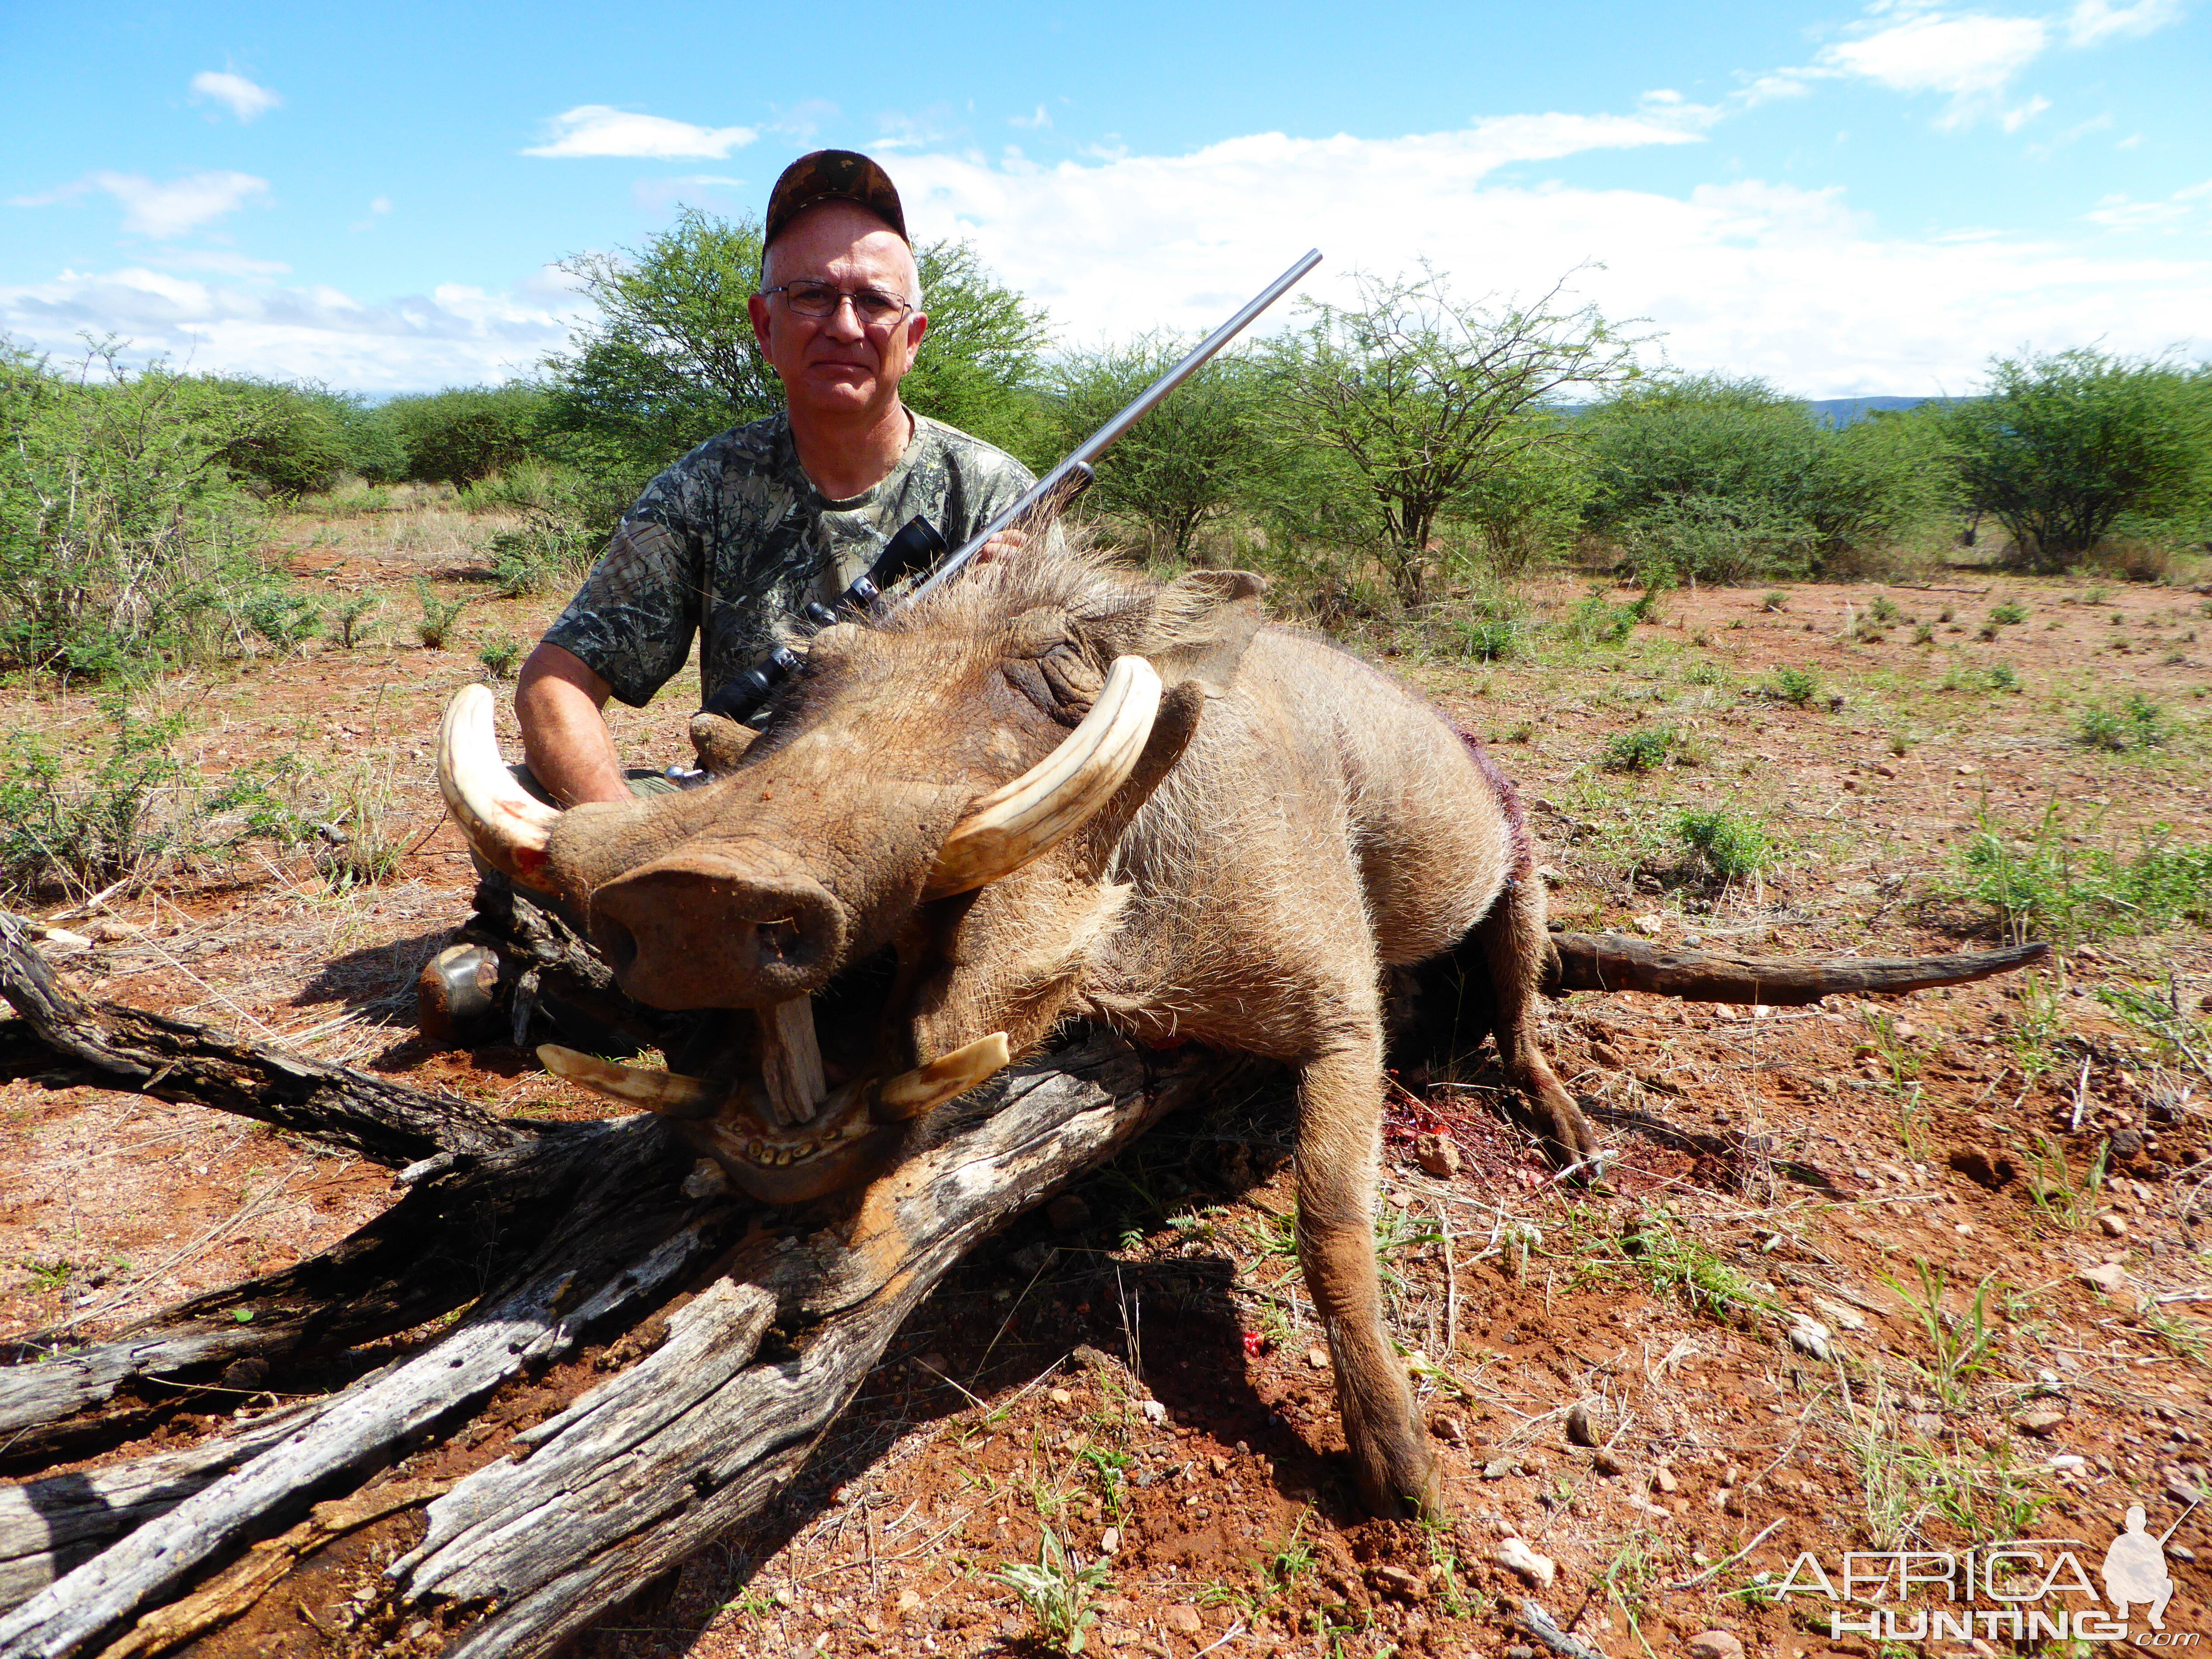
xmin=438 ymin=685 xmax=561 ymax=890
xmin=923 ymin=656 xmax=1162 ymax=899
xmin=873 ymin=1031 xmax=1012 ymax=1121
xmin=537 ymin=1044 xmax=724 ymax=1119
xmin=757 ymin=999 xmax=828 ymax=1126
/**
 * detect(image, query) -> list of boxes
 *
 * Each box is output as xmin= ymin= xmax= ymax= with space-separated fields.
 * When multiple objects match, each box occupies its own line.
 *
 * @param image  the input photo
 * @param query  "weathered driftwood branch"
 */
xmin=0 ymin=914 xmax=524 ymax=1167
xmin=1544 ymin=932 xmax=2050 ymax=1005
xmin=0 ymin=917 xmax=2052 ymax=1658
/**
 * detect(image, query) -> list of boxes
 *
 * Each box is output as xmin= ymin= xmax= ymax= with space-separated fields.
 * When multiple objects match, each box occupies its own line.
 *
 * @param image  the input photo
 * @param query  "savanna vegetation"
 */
xmin=5 ymin=213 xmax=2212 ymax=1659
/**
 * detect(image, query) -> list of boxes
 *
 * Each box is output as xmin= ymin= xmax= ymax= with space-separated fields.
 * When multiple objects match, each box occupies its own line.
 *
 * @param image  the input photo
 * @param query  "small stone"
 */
xmin=1047 ymin=1193 xmax=1093 ymax=1233
xmin=1686 ymin=1631 xmax=1743 ymax=1659
xmin=1483 ymin=1457 xmax=1514 ymax=1480
xmin=1536 ymin=863 xmax=1564 ymax=888
xmin=2015 ymin=1407 xmax=2067 ymax=1437
xmin=1414 ymin=1132 xmax=1463 ymax=1179
xmin=1787 ymin=1317 xmax=1832 ymax=1361
xmin=1100 ymin=1527 xmax=1121 ymax=1555
xmin=862 ymin=1613 xmax=883 ymax=1633
xmin=1496 ymin=1537 xmax=1555 ymax=1588
xmin=1593 ymin=1448 xmax=1630 ymax=1477
xmin=1050 ymin=1387 xmax=1073 ymax=1406
xmin=1633 ymin=914 xmax=1664 ymax=936
xmin=1140 ymin=1399 xmax=1168 ymax=1425
xmin=897 ymin=1590 xmax=923 ymax=1613
xmin=405 ymin=1622 xmax=431 ymax=1641
xmin=1566 ymin=1401 xmax=1601 ymax=1447
xmin=918 ymin=1351 xmax=947 ymax=1370
xmin=1369 ymin=1563 xmax=1428 ymax=1603
xmin=2100 ymin=1213 xmax=2128 ymax=1238
xmin=1165 ymin=1603 xmax=1203 ymax=1636
xmin=1306 ymin=1346 xmax=1330 ymax=1369
xmin=1430 ymin=1413 xmax=1468 ymax=1447
xmin=1651 ymin=1466 xmax=1678 ymax=1495
xmin=1071 ymin=1344 xmax=1115 ymax=1373
xmin=2080 ymin=1262 xmax=2132 ymax=1295
xmin=773 ymin=1587 xmax=795 ymax=1608
xmin=1209 ymin=1454 xmax=1228 ymax=1476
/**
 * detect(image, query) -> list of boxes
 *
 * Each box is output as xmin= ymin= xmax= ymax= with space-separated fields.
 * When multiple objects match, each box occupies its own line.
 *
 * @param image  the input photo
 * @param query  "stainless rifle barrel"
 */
xmin=908 ymin=247 xmax=1322 ymax=603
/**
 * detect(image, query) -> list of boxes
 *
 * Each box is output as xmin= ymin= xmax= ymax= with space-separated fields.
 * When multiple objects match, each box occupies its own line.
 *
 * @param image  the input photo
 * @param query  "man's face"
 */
xmin=749 ymin=202 xmax=928 ymax=426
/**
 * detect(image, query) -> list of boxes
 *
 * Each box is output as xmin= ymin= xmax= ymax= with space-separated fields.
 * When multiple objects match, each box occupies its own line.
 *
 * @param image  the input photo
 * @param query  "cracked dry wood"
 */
xmin=0 ymin=1118 xmax=711 ymax=1659
xmin=0 ymin=913 xmax=524 ymax=1167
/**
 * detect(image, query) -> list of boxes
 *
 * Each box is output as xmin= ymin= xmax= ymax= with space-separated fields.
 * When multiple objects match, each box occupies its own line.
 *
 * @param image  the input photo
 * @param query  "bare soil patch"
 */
xmin=4 ymin=507 xmax=2208 ymax=1657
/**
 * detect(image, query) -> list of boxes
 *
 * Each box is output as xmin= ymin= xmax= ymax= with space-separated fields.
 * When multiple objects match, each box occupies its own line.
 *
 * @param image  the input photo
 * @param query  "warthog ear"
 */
xmin=1111 ymin=569 xmax=1267 ymax=696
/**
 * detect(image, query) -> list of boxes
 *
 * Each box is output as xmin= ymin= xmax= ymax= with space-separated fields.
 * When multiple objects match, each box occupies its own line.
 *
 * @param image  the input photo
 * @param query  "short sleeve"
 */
xmin=541 ymin=516 xmax=699 ymax=708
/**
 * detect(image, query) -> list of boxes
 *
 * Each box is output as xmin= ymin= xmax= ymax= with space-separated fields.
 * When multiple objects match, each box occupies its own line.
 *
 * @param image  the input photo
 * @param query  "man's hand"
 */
xmin=970 ymin=527 xmax=1027 ymax=566
xmin=515 ymin=643 xmax=633 ymax=806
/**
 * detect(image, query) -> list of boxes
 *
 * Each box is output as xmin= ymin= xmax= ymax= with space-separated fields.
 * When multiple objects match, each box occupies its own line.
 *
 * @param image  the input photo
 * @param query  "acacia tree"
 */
xmin=1266 ymin=265 xmax=1648 ymax=604
xmin=543 ymin=209 xmax=1052 ymax=478
xmin=1049 ymin=336 xmax=1272 ymax=558
xmin=1944 ymin=349 xmax=2212 ymax=572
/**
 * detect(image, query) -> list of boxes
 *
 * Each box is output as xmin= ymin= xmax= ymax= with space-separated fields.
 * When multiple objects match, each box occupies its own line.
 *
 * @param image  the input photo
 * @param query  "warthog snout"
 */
xmin=590 ymin=853 xmax=848 ymax=1009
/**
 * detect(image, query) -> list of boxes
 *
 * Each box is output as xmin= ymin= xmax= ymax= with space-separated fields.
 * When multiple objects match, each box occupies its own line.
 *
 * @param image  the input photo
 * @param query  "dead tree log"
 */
xmin=1545 ymin=931 xmax=2049 ymax=1004
xmin=0 ymin=915 xmax=2049 ymax=1658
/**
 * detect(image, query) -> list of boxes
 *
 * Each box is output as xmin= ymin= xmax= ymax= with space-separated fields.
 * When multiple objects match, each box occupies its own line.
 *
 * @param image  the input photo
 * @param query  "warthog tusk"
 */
xmin=536 ymin=1044 xmax=724 ymax=1119
xmin=438 ymin=685 xmax=560 ymax=890
xmin=923 ymin=656 xmax=1162 ymax=899
xmin=757 ymin=999 xmax=828 ymax=1126
xmin=873 ymin=1031 xmax=1012 ymax=1121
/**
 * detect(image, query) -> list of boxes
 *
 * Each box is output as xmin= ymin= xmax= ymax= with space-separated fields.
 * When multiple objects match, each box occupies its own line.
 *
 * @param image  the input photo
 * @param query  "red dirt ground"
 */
xmin=3 ymin=499 xmax=2207 ymax=1658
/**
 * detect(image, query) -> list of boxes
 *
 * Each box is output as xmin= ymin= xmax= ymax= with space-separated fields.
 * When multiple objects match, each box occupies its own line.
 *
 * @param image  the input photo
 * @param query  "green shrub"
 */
xmin=1677 ymin=808 xmax=1771 ymax=878
xmin=0 ymin=702 xmax=194 ymax=900
xmin=0 ymin=340 xmax=310 ymax=679
xmin=1987 ymin=662 xmax=2020 ymax=693
xmin=477 ymin=636 xmax=524 ymax=679
xmin=373 ymin=384 xmax=549 ymax=485
xmin=415 ymin=581 xmax=466 ymax=649
xmin=1770 ymin=667 xmax=1820 ymax=707
xmin=1602 ymin=726 xmax=1677 ymax=772
xmin=2078 ymin=694 xmax=2170 ymax=751
xmin=1953 ymin=809 xmax=2212 ymax=941
xmin=1989 ymin=601 xmax=2029 ymax=625
xmin=1944 ymin=348 xmax=2212 ymax=573
xmin=1761 ymin=590 xmax=1788 ymax=612
xmin=332 ymin=593 xmax=380 ymax=648
xmin=1582 ymin=375 xmax=1949 ymax=580
xmin=245 ymin=590 xmax=323 ymax=652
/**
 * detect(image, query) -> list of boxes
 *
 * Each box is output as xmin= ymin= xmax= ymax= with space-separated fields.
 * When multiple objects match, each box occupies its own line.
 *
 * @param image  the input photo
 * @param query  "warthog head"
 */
xmin=441 ymin=549 xmax=1264 ymax=1201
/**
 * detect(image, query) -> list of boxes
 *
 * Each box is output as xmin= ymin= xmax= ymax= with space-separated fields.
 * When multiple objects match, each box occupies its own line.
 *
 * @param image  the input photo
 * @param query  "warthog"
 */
xmin=441 ymin=545 xmax=1593 ymax=1517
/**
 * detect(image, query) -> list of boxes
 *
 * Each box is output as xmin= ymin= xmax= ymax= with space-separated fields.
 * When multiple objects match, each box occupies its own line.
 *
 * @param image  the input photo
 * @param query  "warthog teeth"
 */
xmin=535 ymin=1045 xmax=723 ymax=1119
xmin=874 ymin=1032 xmax=1014 ymax=1121
xmin=746 ymin=1139 xmax=764 ymax=1161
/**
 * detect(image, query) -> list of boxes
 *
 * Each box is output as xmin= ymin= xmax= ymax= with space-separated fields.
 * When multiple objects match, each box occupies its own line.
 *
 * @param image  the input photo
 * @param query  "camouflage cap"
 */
xmin=764 ymin=150 xmax=908 ymax=249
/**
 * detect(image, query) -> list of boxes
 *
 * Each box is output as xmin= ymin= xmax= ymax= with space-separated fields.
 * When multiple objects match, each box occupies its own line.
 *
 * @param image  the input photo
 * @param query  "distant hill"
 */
xmin=1805 ymin=396 xmax=1962 ymax=427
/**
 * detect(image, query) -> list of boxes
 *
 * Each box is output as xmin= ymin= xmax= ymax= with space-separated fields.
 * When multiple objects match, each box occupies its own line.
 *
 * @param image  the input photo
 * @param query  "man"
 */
xmin=514 ymin=148 xmax=1036 ymax=804
xmin=2101 ymin=1504 xmax=2176 ymax=1631
xmin=422 ymin=151 xmax=1037 ymax=1046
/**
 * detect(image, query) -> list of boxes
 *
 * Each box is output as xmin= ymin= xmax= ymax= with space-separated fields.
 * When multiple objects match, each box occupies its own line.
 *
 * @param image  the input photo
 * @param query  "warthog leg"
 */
xmin=1295 ymin=1038 xmax=1440 ymax=1521
xmin=1479 ymin=877 xmax=1598 ymax=1160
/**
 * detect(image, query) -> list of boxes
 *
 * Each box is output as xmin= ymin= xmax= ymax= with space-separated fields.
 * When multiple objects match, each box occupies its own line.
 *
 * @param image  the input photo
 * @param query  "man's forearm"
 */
xmin=515 ymin=644 xmax=633 ymax=806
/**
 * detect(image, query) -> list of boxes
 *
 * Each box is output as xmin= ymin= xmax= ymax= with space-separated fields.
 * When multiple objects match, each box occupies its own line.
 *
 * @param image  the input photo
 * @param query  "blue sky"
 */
xmin=2 ymin=0 xmax=2204 ymax=394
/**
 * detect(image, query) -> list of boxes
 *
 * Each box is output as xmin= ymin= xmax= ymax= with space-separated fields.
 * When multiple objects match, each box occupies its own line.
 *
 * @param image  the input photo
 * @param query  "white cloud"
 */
xmin=189 ymin=70 xmax=281 ymax=122
xmin=1009 ymin=105 xmax=1052 ymax=131
xmin=9 ymin=170 xmax=271 ymax=238
xmin=2085 ymin=177 xmax=2212 ymax=230
xmin=0 ymin=265 xmax=585 ymax=392
xmin=2001 ymin=94 xmax=2053 ymax=130
xmin=891 ymin=127 xmax=2207 ymax=395
xmin=1815 ymin=12 xmax=2049 ymax=127
xmin=2064 ymin=0 xmax=2186 ymax=44
xmin=524 ymin=105 xmax=756 ymax=159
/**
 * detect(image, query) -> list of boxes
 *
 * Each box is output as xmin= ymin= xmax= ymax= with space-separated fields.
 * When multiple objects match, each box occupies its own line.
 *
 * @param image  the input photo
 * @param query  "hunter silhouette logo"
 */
xmin=1773 ymin=1494 xmax=2199 ymax=1645
xmin=2104 ymin=1504 xmax=2184 ymax=1631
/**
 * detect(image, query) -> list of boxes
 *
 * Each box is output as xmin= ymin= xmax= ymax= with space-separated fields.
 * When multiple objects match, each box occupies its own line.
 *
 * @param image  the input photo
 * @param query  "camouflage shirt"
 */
xmin=544 ymin=410 xmax=1037 ymax=709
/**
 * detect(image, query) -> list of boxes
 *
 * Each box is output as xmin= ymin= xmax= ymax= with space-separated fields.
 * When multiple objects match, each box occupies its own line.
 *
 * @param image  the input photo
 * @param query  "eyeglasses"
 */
xmin=760 ymin=281 xmax=916 ymax=327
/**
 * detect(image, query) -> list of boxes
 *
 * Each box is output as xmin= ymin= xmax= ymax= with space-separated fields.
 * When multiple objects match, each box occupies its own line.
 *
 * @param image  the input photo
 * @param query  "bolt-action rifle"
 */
xmin=694 ymin=247 xmax=1322 ymax=731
